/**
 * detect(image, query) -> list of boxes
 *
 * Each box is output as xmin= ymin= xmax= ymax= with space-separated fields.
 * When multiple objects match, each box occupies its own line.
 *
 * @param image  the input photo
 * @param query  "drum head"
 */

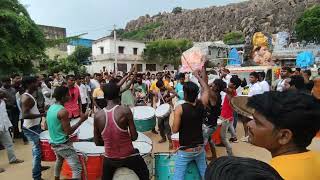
xmin=73 ymin=142 xmax=104 ymax=155
xmin=137 ymin=132 xmax=152 ymax=144
xmin=70 ymin=118 xmax=80 ymax=126
xmin=78 ymin=118 xmax=94 ymax=140
xmin=40 ymin=131 xmax=50 ymax=140
xmin=132 ymin=142 xmax=152 ymax=154
xmin=155 ymin=103 xmax=170 ymax=117
xmin=171 ymin=133 xmax=179 ymax=140
xmin=132 ymin=106 xmax=155 ymax=120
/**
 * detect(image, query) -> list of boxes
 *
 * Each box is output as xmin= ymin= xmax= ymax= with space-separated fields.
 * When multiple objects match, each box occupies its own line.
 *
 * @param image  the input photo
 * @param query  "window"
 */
xmin=146 ymin=64 xmax=156 ymax=71
xmin=118 ymin=46 xmax=125 ymax=54
xmin=117 ymin=63 xmax=127 ymax=72
xmin=100 ymin=47 xmax=104 ymax=54
xmin=133 ymin=48 xmax=138 ymax=55
xmin=132 ymin=64 xmax=143 ymax=72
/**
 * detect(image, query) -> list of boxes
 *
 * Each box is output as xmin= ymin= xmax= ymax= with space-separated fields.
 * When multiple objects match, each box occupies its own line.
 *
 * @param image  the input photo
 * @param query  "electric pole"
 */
xmin=113 ymin=24 xmax=118 ymax=74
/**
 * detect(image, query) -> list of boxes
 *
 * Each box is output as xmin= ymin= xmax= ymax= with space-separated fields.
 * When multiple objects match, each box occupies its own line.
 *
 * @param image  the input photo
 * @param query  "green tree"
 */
xmin=295 ymin=5 xmax=320 ymax=43
xmin=0 ymin=0 xmax=46 ymax=76
xmin=223 ymin=31 xmax=245 ymax=45
xmin=143 ymin=39 xmax=193 ymax=68
xmin=172 ymin=7 xmax=183 ymax=14
xmin=68 ymin=46 xmax=92 ymax=65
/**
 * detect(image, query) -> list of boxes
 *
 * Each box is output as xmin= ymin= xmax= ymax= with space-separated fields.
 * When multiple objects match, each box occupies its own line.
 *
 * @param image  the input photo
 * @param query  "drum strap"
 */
xmin=157 ymin=92 xmax=166 ymax=106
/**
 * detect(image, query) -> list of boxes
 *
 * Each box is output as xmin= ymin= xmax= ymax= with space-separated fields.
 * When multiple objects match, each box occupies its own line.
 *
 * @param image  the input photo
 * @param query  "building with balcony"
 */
xmin=88 ymin=37 xmax=173 ymax=74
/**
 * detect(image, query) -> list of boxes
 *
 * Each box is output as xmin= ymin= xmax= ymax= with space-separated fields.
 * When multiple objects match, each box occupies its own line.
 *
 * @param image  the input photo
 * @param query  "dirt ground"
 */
xmin=1 ymin=120 xmax=319 ymax=180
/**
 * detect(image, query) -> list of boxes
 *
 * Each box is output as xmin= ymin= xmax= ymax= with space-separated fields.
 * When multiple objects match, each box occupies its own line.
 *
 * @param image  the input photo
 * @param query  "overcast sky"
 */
xmin=20 ymin=0 xmax=244 ymax=39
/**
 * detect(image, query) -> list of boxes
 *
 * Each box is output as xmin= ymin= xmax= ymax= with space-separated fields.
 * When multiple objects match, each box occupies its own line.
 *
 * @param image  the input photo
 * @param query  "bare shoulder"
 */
xmin=94 ymin=109 xmax=105 ymax=121
xmin=175 ymin=104 xmax=183 ymax=113
xmin=118 ymin=105 xmax=132 ymax=115
xmin=58 ymin=108 xmax=69 ymax=118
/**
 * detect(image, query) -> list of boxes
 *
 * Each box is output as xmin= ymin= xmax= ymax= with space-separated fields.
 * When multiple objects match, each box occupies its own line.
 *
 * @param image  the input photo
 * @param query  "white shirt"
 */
xmin=41 ymin=83 xmax=55 ymax=106
xmin=90 ymin=79 xmax=100 ymax=90
xmin=276 ymin=79 xmax=286 ymax=92
xmin=248 ymin=82 xmax=264 ymax=97
xmin=23 ymin=93 xmax=41 ymax=128
xmin=79 ymin=84 xmax=88 ymax=104
xmin=259 ymin=80 xmax=270 ymax=92
xmin=0 ymin=100 xmax=12 ymax=131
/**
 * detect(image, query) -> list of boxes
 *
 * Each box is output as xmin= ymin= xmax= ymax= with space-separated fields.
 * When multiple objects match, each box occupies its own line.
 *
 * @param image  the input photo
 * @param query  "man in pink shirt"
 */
xmin=64 ymin=75 xmax=82 ymax=119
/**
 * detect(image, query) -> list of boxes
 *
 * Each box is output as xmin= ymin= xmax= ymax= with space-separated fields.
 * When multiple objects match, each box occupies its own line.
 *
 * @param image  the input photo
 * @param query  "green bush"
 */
xmin=223 ymin=31 xmax=245 ymax=45
xmin=120 ymin=23 xmax=162 ymax=40
xmin=143 ymin=39 xmax=193 ymax=68
xmin=172 ymin=7 xmax=183 ymax=14
xmin=295 ymin=5 xmax=320 ymax=43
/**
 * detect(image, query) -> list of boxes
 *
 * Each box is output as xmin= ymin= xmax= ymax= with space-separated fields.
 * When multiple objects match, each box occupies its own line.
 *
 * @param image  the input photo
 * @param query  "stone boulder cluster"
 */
xmin=125 ymin=0 xmax=320 ymax=42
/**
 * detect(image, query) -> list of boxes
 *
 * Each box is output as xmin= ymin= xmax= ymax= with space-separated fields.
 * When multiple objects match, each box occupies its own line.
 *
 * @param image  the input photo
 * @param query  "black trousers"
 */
xmin=7 ymin=107 xmax=20 ymax=138
xmin=158 ymin=116 xmax=172 ymax=140
xmin=81 ymin=103 xmax=88 ymax=113
xmin=102 ymin=150 xmax=149 ymax=180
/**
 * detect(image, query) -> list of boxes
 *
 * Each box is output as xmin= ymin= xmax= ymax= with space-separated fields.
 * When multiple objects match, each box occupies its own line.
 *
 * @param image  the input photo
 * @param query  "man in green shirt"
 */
xmin=46 ymin=86 xmax=89 ymax=180
xmin=133 ymin=74 xmax=148 ymax=105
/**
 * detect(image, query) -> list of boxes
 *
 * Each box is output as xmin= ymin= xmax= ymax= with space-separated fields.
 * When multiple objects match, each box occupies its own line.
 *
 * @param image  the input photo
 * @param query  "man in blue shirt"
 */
xmin=175 ymin=73 xmax=185 ymax=101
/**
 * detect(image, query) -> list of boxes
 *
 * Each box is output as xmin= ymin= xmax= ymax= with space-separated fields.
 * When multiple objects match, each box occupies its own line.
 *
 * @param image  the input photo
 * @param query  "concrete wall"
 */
xmin=92 ymin=38 xmax=145 ymax=56
xmin=86 ymin=60 xmax=174 ymax=74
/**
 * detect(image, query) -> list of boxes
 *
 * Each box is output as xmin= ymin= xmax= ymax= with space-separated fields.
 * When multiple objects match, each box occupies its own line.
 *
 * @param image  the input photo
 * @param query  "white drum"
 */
xmin=70 ymin=117 xmax=94 ymax=141
xmin=72 ymin=141 xmax=104 ymax=155
xmin=131 ymin=106 xmax=155 ymax=120
xmin=174 ymin=100 xmax=185 ymax=110
xmin=78 ymin=117 xmax=94 ymax=141
xmin=113 ymin=141 xmax=153 ymax=180
xmin=155 ymin=103 xmax=171 ymax=119
xmin=39 ymin=130 xmax=51 ymax=141
xmin=137 ymin=132 xmax=152 ymax=144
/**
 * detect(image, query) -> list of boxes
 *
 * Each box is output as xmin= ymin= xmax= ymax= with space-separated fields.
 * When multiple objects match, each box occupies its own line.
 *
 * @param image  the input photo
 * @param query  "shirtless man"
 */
xmin=94 ymin=82 xmax=149 ymax=180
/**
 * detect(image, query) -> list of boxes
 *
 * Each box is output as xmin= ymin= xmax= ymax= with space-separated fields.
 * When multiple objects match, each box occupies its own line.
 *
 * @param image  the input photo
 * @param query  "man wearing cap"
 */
xmin=231 ymin=91 xmax=320 ymax=180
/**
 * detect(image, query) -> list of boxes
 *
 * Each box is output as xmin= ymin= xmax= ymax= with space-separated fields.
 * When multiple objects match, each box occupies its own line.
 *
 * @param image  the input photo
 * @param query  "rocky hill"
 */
xmin=124 ymin=0 xmax=320 ymax=42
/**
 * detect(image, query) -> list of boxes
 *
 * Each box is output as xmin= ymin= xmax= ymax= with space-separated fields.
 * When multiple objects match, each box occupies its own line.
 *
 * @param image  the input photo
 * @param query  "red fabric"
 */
xmin=220 ymin=90 xmax=236 ymax=121
xmin=212 ymin=126 xmax=222 ymax=145
xmin=102 ymin=108 xmax=134 ymax=159
xmin=64 ymin=86 xmax=80 ymax=118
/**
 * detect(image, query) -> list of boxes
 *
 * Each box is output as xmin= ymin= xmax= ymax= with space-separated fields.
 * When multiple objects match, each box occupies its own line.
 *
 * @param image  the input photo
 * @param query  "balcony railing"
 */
xmin=91 ymin=53 xmax=143 ymax=62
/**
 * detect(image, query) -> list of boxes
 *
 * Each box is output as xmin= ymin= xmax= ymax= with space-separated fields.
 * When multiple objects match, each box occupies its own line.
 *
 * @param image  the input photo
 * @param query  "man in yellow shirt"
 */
xmin=232 ymin=91 xmax=320 ymax=180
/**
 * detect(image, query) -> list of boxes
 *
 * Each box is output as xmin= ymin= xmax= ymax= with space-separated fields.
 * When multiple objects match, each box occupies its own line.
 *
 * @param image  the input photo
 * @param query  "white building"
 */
xmin=88 ymin=37 xmax=173 ymax=74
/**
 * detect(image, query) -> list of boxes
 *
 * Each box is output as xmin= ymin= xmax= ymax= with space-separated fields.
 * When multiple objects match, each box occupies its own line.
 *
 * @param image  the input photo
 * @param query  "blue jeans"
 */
xmin=173 ymin=147 xmax=207 ymax=180
xmin=22 ymin=125 xmax=42 ymax=180
xmin=233 ymin=111 xmax=238 ymax=130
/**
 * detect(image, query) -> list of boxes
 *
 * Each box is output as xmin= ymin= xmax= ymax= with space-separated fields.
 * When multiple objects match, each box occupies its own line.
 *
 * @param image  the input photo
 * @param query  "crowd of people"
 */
xmin=0 ymin=65 xmax=319 ymax=180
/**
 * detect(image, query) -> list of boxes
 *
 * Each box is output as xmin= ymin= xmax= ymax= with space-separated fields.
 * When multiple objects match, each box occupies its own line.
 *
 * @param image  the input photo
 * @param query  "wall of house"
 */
xmin=92 ymin=38 xmax=145 ymax=56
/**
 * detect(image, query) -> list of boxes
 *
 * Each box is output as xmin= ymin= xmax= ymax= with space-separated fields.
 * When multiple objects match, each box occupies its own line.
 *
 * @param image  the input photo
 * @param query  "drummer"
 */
xmin=172 ymin=68 xmax=209 ymax=180
xmin=133 ymin=74 xmax=148 ymax=105
xmin=155 ymin=79 xmax=177 ymax=149
xmin=203 ymin=78 xmax=226 ymax=159
xmin=94 ymin=82 xmax=149 ymax=180
xmin=46 ymin=86 xmax=89 ymax=180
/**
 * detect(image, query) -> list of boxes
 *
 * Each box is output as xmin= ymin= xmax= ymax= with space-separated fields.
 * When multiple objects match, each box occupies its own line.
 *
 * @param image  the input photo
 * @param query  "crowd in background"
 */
xmin=0 ymin=65 xmax=320 ymax=179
